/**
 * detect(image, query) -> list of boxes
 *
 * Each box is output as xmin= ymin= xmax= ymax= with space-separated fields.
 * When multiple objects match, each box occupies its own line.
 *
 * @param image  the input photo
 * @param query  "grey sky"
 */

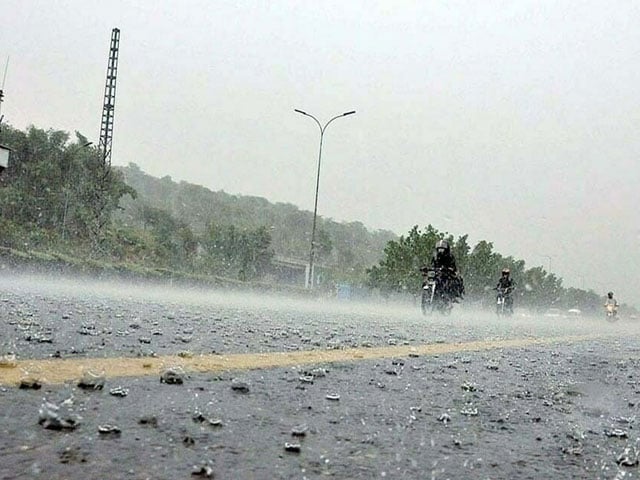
xmin=2 ymin=0 xmax=639 ymax=301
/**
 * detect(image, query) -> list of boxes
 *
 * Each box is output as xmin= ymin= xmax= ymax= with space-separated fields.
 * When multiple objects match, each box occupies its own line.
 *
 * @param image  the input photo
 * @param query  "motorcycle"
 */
xmin=495 ymin=287 xmax=514 ymax=316
xmin=605 ymin=302 xmax=618 ymax=322
xmin=421 ymin=268 xmax=454 ymax=315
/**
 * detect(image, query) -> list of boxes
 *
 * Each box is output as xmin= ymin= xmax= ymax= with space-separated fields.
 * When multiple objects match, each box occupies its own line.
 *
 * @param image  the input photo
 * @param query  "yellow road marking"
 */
xmin=0 ymin=334 xmax=610 ymax=386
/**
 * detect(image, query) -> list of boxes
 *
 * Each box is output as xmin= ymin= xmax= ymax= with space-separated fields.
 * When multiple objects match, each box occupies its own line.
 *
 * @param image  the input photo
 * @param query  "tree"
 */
xmin=314 ymin=228 xmax=333 ymax=262
xmin=202 ymin=224 xmax=274 ymax=281
xmin=464 ymin=241 xmax=500 ymax=298
xmin=79 ymin=145 xmax=135 ymax=249
xmin=367 ymin=225 xmax=443 ymax=293
xmin=519 ymin=267 xmax=563 ymax=312
xmin=0 ymin=125 xmax=135 ymax=249
xmin=366 ymin=224 xmax=601 ymax=313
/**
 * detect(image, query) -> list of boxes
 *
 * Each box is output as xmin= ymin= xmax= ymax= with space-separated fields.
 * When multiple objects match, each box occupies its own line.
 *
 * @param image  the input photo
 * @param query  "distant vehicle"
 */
xmin=495 ymin=286 xmax=514 ymax=316
xmin=567 ymin=308 xmax=582 ymax=317
xmin=605 ymin=303 xmax=618 ymax=322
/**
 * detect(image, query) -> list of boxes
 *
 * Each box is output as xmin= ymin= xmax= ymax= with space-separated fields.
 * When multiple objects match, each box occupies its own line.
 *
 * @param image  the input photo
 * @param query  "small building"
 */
xmin=269 ymin=256 xmax=308 ymax=286
xmin=268 ymin=256 xmax=327 ymax=288
xmin=0 ymin=144 xmax=10 ymax=174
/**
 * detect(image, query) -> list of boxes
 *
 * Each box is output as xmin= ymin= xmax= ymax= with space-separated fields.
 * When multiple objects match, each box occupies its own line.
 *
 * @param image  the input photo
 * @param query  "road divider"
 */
xmin=0 ymin=334 xmax=611 ymax=386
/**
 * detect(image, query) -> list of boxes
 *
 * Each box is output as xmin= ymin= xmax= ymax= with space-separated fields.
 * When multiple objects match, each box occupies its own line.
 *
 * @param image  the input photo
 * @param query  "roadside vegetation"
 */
xmin=0 ymin=124 xmax=634 ymax=316
xmin=0 ymin=124 xmax=393 ymax=286
xmin=366 ymin=225 xmax=632 ymax=316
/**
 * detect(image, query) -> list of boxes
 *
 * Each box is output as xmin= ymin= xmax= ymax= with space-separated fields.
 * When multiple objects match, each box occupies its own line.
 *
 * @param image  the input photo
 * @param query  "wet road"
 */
xmin=1 ymin=274 xmax=639 ymax=479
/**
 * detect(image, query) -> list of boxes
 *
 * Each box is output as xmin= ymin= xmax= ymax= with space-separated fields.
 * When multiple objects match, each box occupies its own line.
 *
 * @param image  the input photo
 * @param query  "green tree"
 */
xmin=520 ymin=267 xmax=563 ymax=312
xmin=367 ymin=225 xmax=587 ymax=313
xmin=202 ymin=224 xmax=274 ymax=281
xmin=314 ymin=228 xmax=333 ymax=262
xmin=0 ymin=125 xmax=135 ymax=250
xmin=464 ymin=241 xmax=501 ymax=298
xmin=367 ymin=225 xmax=443 ymax=293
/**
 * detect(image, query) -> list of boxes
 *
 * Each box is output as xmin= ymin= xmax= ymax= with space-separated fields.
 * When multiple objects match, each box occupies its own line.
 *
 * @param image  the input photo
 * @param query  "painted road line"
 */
xmin=0 ymin=334 xmax=610 ymax=386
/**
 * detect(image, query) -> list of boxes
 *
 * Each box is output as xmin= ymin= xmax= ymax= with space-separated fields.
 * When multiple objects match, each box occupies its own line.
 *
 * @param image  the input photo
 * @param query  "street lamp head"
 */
xmin=294 ymin=109 xmax=307 ymax=115
xmin=342 ymin=110 xmax=356 ymax=116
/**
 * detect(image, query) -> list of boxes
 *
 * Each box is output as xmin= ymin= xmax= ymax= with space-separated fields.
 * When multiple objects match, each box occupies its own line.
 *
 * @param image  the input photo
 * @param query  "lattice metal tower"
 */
xmin=99 ymin=28 xmax=120 ymax=166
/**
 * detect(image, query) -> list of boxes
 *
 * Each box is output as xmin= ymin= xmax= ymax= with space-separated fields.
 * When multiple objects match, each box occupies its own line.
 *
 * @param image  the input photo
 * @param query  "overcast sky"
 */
xmin=2 ymin=0 xmax=639 ymax=301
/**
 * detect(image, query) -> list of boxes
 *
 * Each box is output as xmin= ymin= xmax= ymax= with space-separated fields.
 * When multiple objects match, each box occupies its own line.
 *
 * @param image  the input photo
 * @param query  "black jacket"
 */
xmin=431 ymin=251 xmax=457 ymax=273
xmin=497 ymin=277 xmax=514 ymax=290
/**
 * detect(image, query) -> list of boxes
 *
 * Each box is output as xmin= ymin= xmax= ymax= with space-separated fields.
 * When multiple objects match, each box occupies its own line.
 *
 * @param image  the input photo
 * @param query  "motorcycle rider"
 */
xmin=421 ymin=240 xmax=464 ymax=299
xmin=496 ymin=268 xmax=515 ymax=313
xmin=605 ymin=291 xmax=618 ymax=316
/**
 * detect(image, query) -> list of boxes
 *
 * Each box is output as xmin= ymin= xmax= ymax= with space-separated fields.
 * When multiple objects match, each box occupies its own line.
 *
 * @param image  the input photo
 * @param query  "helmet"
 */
xmin=435 ymin=240 xmax=449 ymax=252
xmin=502 ymin=268 xmax=510 ymax=276
xmin=607 ymin=291 xmax=614 ymax=298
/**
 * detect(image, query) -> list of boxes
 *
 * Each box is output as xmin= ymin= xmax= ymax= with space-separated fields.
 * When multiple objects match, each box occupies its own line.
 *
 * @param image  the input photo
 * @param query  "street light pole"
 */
xmin=294 ymin=108 xmax=356 ymax=289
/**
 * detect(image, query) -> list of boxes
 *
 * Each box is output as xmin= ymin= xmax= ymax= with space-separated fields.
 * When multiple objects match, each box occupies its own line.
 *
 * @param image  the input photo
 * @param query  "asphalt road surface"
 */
xmin=1 ymin=274 xmax=639 ymax=480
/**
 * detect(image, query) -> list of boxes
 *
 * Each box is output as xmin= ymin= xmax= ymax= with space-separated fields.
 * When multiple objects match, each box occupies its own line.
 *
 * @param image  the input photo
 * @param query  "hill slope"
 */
xmin=117 ymin=163 xmax=397 ymax=281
